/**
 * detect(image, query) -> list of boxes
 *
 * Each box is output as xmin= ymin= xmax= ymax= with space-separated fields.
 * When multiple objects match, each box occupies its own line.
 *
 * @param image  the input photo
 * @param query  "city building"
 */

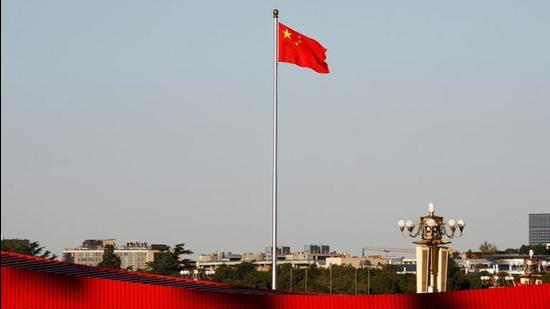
xmin=195 ymin=246 xmax=419 ymax=272
xmin=454 ymin=254 xmax=550 ymax=275
xmin=304 ymin=244 xmax=330 ymax=254
xmin=63 ymin=239 xmax=164 ymax=270
xmin=242 ymin=252 xmax=265 ymax=262
xmin=529 ymin=213 xmax=550 ymax=245
xmin=198 ymin=252 xmax=243 ymax=263
xmin=454 ymin=258 xmax=493 ymax=274
xmin=395 ymin=264 xmax=417 ymax=274
xmin=198 ymin=245 xmax=342 ymax=271
xmin=402 ymin=258 xmax=416 ymax=265
xmin=325 ymin=256 xmax=368 ymax=268
xmin=264 ymin=246 xmax=291 ymax=257
xmin=364 ymin=255 xmax=390 ymax=266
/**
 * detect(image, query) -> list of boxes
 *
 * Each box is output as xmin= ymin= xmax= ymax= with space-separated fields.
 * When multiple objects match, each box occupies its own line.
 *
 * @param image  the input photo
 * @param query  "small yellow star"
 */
xmin=282 ymin=29 xmax=292 ymax=39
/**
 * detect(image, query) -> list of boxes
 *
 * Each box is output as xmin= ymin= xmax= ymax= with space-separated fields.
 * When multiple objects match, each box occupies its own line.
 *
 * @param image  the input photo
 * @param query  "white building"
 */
xmin=63 ymin=239 xmax=162 ymax=270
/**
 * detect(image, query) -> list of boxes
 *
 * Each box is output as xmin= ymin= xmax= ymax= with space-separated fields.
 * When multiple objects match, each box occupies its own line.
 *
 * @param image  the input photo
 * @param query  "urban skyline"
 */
xmin=3 ymin=211 xmax=548 ymax=259
xmin=6 ymin=217 xmax=548 ymax=260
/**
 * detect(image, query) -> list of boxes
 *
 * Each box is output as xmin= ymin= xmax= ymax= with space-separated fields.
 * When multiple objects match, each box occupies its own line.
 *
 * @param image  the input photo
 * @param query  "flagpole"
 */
xmin=271 ymin=8 xmax=279 ymax=291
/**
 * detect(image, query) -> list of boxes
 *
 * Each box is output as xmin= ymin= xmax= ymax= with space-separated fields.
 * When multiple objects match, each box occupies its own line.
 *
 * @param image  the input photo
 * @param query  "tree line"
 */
xmin=2 ymin=239 xmax=548 ymax=293
xmin=211 ymin=262 xmax=417 ymax=294
xmin=209 ymin=259 xmax=493 ymax=294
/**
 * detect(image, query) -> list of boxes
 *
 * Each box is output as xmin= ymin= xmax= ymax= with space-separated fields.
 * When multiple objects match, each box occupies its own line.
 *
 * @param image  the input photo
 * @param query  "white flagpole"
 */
xmin=271 ymin=8 xmax=279 ymax=290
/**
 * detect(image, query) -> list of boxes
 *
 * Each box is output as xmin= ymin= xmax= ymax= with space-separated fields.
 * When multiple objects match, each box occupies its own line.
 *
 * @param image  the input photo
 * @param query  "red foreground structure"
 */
xmin=2 ymin=251 xmax=549 ymax=308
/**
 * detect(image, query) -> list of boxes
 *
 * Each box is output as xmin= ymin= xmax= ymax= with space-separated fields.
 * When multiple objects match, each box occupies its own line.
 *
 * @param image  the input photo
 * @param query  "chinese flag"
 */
xmin=278 ymin=22 xmax=329 ymax=74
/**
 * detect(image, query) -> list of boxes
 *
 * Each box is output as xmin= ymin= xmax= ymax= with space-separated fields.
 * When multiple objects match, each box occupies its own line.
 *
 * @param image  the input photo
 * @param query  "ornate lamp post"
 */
xmin=398 ymin=202 xmax=465 ymax=293
xmin=480 ymin=274 xmax=514 ymax=288
xmin=181 ymin=269 xmax=214 ymax=280
xmin=519 ymin=250 xmax=544 ymax=285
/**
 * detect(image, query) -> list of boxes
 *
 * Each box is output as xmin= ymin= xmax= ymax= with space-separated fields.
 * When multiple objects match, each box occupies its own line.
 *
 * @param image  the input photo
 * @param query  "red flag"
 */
xmin=278 ymin=22 xmax=329 ymax=74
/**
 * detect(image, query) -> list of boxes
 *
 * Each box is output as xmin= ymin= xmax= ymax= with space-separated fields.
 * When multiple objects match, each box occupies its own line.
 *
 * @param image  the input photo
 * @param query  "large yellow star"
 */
xmin=282 ymin=29 xmax=292 ymax=39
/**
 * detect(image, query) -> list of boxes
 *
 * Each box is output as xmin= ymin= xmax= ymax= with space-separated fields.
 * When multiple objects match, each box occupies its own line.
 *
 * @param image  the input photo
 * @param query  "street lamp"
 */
xmin=181 ymin=269 xmax=213 ymax=280
xmin=304 ymin=268 xmax=308 ymax=292
xmin=398 ymin=203 xmax=465 ymax=239
xmin=329 ymin=264 xmax=333 ymax=294
xmin=398 ymin=202 xmax=465 ymax=293
xmin=480 ymin=274 xmax=514 ymax=288
xmin=358 ymin=260 xmax=371 ymax=295
xmin=289 ymin=266 xmax=293 ymax=292
xmin=519 ymin=249 xmax=544 ymax=285
xmin=204 ymin=270 xmax=216 ymax=276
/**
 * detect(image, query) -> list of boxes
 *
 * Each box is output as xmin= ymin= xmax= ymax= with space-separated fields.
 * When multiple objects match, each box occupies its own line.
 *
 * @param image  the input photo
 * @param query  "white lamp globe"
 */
xmin=428 ymin=202 xmax=435 ymax=213
xmin=398 ymin=219 xmax=406 ymax=228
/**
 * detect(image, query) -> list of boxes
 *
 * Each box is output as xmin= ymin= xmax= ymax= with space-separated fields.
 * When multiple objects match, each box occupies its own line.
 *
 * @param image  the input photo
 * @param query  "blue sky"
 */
xmin=2 ymin=0 xmax=549 ymax=256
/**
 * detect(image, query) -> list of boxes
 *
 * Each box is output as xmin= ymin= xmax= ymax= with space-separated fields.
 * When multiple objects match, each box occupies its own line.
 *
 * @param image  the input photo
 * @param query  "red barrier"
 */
xmin=1 ymin=251 xmax=549 ymax=308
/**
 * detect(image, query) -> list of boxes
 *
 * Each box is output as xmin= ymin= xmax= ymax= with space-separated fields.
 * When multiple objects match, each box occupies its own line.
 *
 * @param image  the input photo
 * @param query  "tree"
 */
xmin=211 ymin=262 xmax=270 ymax=289
xmin=447 ymin=258 xmax=471 ymax=290
xmin=479 ymin=241 xmax=497 ymax=254
xmin=371 ymin=265 xmax=416 ymax=294
xmin=518 ymin=244 xmax=549 ymax=255
xmin=1 ymin=238 xmax=57 ymax=259
xmin=97 ymin=244 xmax=121 ymax=269
xmin=146 ymin=243 xmax=193 ymax=276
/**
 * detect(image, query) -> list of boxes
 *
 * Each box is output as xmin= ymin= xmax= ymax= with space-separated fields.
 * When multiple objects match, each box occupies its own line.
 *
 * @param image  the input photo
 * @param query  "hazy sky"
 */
xmin=2 ymin=1 xmax=549 ymax=257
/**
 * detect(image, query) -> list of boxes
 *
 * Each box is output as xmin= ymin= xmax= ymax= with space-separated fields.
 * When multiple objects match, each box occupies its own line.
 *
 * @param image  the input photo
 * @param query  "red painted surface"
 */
xmin=1 ymin=252 xmax=549 ymax=308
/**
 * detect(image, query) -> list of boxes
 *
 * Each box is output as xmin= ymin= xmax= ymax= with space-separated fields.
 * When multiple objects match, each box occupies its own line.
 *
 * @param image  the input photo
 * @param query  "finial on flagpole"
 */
xmin=273 ymin=9 xmax=279 ymax=18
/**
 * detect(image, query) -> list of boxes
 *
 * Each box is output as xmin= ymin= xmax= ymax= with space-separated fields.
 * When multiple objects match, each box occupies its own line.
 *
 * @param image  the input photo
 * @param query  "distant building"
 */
xmin=198 ymin=245 xmax=342 ymax=271
xmin=82 ymin=239 xmax=115 ymax=249
xmin=395 ymin=264 xmax=417 ymax=274
xmin=198 ymin=252 xmax=219 ymax=263
xmin=195 ymin=245 xmax=427 ymax=274
xmin=304 ymin=244 xmax=330 ymax=254
xmin=529 ymin=213 xmax=550 ymax=245
xmin=265 ymin=246 xmax=291 ymax=256
xmin=242 ymin=252 xmax=265 ymax=262
xmin=323 ymin=255 xmax=416 ymax=272
xmin=325 ymin=256 xmax=368 ymax=268
xmin=454 ymin=254 xmax=550 ymax=275
xmin=198 ymin=252 xmax=242 ymax=263
xmin=63 ymin=239 xmax=163 ymax=270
